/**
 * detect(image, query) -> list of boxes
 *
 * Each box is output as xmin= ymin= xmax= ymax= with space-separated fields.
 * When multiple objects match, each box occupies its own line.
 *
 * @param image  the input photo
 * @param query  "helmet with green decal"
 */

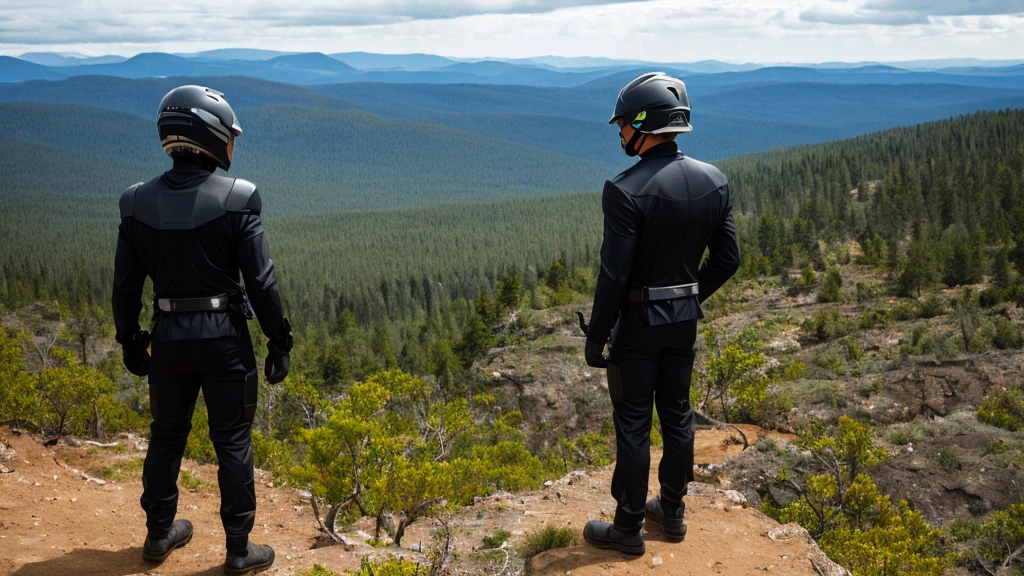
xmin=609 ymin=72 xmax=692 ymax=134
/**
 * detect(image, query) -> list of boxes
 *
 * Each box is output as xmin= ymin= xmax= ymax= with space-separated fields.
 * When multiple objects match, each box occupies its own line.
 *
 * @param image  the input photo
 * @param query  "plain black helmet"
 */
xmin=609 ymin=72 xmax=692 ymax=135
xmin=157 ymin=85 xmax=242 ymax=171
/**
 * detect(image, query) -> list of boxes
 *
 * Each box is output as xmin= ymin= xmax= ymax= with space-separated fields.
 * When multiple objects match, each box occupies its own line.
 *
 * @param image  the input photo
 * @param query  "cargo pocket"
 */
xmin=149 ymin=388 xmax=160 ymax=421
xmin=606 ymin=362 xmax=624 ymax=403
xmin=242 ymin=369 xmax=258 ymax=422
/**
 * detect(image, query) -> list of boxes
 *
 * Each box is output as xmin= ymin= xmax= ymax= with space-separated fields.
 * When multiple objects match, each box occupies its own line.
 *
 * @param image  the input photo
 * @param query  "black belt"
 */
xmin=156 ymin=294 xmax=231 ymax=313
xmin=629 ymin=283 xmax=699 ymax=303
xmin=155 ymin=290 xmax=254 ymax=319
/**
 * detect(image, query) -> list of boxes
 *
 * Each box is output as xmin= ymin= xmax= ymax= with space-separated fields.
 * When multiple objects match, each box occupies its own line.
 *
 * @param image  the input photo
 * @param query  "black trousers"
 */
xmin=143 ymin=336 xmax=258 ymax=553
xmin=608 ymin=318 xmax=698 ymax=531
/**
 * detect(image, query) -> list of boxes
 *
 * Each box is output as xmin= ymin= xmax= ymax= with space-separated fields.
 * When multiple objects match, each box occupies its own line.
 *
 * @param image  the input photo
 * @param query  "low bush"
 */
xmin=803 ymin=310 xmax=856 ymax=343
xmin=482 ymin=529 xmax=512 ymax=549
xmin=518 ymin=525 xmax=579 ymax=559
xmin=977 ymin=387 xmax=1024 ymax=432
xmin=992 ymin=319 xmax=1024 ymax=350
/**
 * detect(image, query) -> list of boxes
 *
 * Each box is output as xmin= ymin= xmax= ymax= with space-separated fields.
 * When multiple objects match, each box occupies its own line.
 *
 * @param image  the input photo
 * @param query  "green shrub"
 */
xmin=889 ymin=302 xmax=918 ymax=322
xmin=859 ymin=308 xmax=889 ymax=329
xmin=992 ymin=319 xmax=1024 ymax=350
xmin=782 ymin=362 xmax=807 ymax=381
xmin=816 ymin=352 xmax=846 ymax=375
xmin=858 ymin=379 xmax=885 ymax=399
xmin=841 ymin=338 xmax=864 ymax=362
xmin=184 ymin=395 xmax=218 ymax=465
xmin=764 ymin=418 xmax=951 ymax=575
xmin=518 ymin=525 xmax=579 ymax=559
xmin=99 ymin=458 xmax=145 ymax=482
xmin=977 ymin=285 xmax=1024 ymax=308
xmin=855 ymin=282 xmax=884 ymax=304
xmin=819 ymin=268 xmax=844 ymax=303
xmin=482 ymin=529 xmax=512 ymax=549
xmin=755 ymin=436 xmax=780 ymax=454
xmin=916 ymin=296 xmax=945 ymax=319
xmin=935 ymin=447 xmax=962 ymax=471
xmin=803 ymin=309 xmax=856 ymax=343
xmin=252 ymin=429 xmax=297 ymax=479
xmin=180 ymin=469 xmax=203 ymax=491
xmin=889 ymin=428 xmax=919 ymax=446
xmin=298 ymin=565 xmax=339 ymax=576
xmin=801 ymin=265 xmax=819 ymax=286
xmin=95 ymin=394 xmax=150 ymax=435
xmin=344 ymin=557 xmax=426 ymax=576
xmin=981 ymin=439 xmax=1009 ymax=456
xmin=949 ymin=503 xmax=1024 ymax=573
xmin=977 ymin=388 xmax=1024 ymax=432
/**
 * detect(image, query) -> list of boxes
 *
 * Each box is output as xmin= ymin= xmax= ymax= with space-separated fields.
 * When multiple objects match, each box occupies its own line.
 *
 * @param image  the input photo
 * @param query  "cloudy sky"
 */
xmin=1 ymin=0 xmax=1022 ymax=62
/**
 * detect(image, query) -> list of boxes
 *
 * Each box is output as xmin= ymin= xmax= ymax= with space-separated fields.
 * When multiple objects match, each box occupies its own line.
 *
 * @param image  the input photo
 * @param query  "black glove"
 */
xmin=265 ymin=319 xmax=293 ymax=384
xmin=120 ymin=329 xmax=151 ymax=376
xmin=585 ymin=338 xmax=609 ymax=369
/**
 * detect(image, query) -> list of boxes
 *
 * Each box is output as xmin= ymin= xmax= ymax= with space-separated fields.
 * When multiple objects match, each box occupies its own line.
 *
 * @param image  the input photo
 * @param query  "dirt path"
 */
xmin=0 ymin=426 xmax=836 ymax=576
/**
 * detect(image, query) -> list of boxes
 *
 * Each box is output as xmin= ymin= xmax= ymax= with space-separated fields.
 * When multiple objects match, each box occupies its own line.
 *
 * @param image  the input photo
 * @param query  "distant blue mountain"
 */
xmin=0 ymin=75 xmax=355 ymax=118
xmin=18 ymin=52 xmax=127 ymax=67
xmin=0 ymin=56 xmax=66 ymax=83
xmin=330 ymin=52 xmax=457 ymax=71
xmin=64 ymin=53 xmax=237 ymax=78
xmin=581 ymin=66 xmax=1024 ymax=92
xmin=256 ymin=53 xmax=357 ymax=82
xmin=179 ymin=49 xmax=297 ymax=61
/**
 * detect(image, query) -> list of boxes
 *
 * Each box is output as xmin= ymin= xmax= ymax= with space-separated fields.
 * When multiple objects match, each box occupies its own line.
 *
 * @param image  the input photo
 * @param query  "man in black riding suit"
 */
xmin=582 ymin=73 xmax=741 ymax=555
xmin=112 ymin=85 xmax=291 ymax=574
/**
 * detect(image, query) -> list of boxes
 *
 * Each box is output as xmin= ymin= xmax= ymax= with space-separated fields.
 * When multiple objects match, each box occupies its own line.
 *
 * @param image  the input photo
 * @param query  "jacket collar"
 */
xmin=640 ymin=141 xmax=680 ymax=160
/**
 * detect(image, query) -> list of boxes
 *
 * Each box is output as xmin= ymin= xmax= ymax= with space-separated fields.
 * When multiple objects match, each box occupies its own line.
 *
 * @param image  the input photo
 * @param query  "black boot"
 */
xmin=583 ymin=520 xmax=645 ymax=555
xmin=645 ymin=496 xmax=686 ymax=542
xmin=224 ymin=542 xmax=275 ymax=575
xmin=143 ymin=519 xmax=193 ymax=563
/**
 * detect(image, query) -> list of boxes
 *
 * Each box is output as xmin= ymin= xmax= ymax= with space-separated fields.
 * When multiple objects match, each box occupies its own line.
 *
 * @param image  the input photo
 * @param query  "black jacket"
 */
xmin=587 ymin=142 xmax=740 ymax=347
xmin=112 ymin=162 xmax=288 ymax=347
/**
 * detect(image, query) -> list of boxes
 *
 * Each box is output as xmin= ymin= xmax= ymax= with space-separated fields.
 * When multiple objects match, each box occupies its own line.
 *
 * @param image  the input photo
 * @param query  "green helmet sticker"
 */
xmin=632 ymin=110 xmax=646 ymax=129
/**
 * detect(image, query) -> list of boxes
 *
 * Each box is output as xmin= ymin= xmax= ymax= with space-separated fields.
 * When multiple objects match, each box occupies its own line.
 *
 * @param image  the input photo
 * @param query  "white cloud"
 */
xmin=0 ymin=0 xmax=1021 ymax=63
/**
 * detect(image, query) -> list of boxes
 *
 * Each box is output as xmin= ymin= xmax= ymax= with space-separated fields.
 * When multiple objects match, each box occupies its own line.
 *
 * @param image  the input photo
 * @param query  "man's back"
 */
xmin=610 ymin=143 xmax=735 ymax=303
xmin=114 ymin=164 xmax=285 ymax=345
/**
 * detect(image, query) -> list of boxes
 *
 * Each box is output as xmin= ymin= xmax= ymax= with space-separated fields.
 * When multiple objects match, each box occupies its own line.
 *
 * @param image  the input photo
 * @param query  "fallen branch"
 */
xmin=309 ymin=496 xmax=345 ymax=544
xmin=66 ymin=437 xmax=120 ymax=448
xmin=695 ymin=409 xmax=750 ymax=449
xmin=1003 ymin=542 xmax=1024 ymax=568
xmin=974 ymin=547 xmax=998 ymax=576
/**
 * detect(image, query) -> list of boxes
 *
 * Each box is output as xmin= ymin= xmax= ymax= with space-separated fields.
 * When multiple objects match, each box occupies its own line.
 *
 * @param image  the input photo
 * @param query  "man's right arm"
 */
xmin=697 ymin=186 xmax=741 ymax=303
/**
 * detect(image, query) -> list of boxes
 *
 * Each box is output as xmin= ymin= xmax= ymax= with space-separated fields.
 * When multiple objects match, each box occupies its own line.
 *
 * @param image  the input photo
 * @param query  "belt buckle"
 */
xmin=210 ymin=297 xmax=222 ymax=310
xmin=157 ymin=298 xmax=171 ymax=312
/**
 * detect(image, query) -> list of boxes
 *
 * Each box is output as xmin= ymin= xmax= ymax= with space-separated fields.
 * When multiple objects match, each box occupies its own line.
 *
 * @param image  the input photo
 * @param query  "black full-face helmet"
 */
xmin=157 ymin=85 xmax=242 ymax=171
xmin=609 ymin=72 xmax=692 ymax=157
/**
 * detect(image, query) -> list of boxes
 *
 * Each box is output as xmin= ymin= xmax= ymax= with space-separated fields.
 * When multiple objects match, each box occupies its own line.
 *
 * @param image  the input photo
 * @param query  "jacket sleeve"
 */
xmin=697 ymin=187 xmax=741 ymax=304
xmin=236 ymin=212 xmax=289 ymax=343
xmin=587 ymin=181 xmax=640 ymax=345
xmin=111 ymin=219 xmax=148 ymax=343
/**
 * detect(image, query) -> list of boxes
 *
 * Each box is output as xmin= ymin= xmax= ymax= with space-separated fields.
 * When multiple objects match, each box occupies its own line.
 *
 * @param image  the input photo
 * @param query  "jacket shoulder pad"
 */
xmin=225 ymin=179 xmax=261 ymax=215
xmin=119 ymin=182 xmax=144 ymax=218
